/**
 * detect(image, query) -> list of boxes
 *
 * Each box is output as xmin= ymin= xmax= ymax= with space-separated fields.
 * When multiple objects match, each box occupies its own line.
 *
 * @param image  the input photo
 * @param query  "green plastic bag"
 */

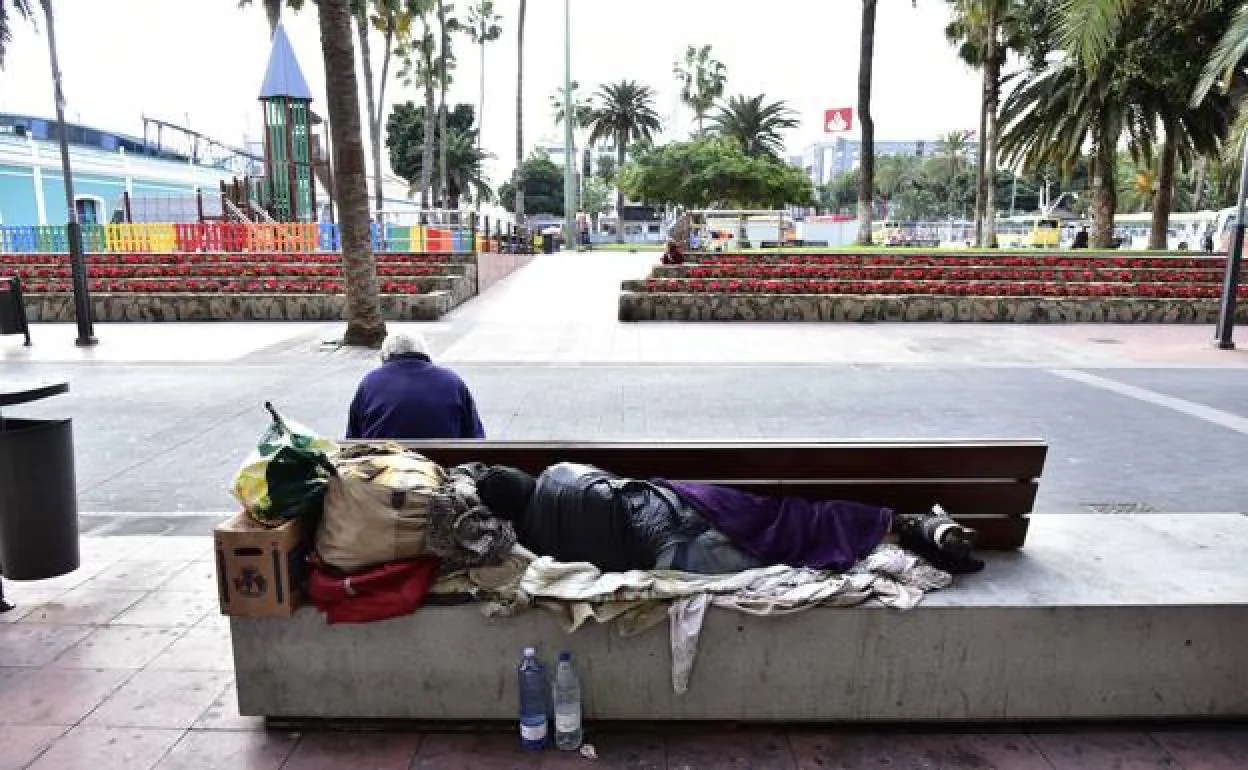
xmin=231 ymin=402 xmax=339 ymax=524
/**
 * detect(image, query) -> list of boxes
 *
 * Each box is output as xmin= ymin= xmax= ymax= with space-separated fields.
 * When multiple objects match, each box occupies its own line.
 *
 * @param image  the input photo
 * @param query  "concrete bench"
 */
xmin=229 ymin=440 xmax=1121 ymax=724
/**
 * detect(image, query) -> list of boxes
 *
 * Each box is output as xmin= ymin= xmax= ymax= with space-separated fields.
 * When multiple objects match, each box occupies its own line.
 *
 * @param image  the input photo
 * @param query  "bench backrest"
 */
xmin=376 ymin=439 xmax=1047 ymax=550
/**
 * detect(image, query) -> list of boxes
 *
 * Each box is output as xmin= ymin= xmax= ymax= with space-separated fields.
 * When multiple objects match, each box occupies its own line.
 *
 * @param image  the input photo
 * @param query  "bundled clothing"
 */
xmin=427 ymin=464 xmax=517 ymax=573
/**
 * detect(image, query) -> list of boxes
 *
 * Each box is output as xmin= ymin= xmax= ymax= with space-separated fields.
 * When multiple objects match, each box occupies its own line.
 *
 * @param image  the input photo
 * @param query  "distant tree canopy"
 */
xmin=497 ymin=151 xmax=564 ymax=216
xmin=617 ymin=136 xmax=814 ymax=209
xmin=386 ymin=102 xmax=477 ymax=186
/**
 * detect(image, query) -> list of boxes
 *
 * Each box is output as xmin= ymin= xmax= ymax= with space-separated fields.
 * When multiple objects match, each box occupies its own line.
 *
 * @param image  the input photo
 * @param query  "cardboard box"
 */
xmin=214 ymin=513 xmax=307 ymax=619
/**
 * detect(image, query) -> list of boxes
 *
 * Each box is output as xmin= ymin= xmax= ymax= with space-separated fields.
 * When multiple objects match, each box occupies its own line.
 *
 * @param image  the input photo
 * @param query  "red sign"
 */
xmin=824 ymin=108 xmax=853 ymax=133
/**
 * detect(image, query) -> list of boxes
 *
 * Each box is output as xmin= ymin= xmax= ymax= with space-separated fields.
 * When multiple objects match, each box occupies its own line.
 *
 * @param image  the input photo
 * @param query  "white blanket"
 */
xmin=443 ymin=545 xmax=951 ymax=694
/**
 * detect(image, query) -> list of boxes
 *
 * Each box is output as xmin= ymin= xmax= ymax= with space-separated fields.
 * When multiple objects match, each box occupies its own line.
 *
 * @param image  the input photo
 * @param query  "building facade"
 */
xmin=797 ymin=136 xmax=980 ymax=187
xmin=0 ymin=113 xmax=243 ymax=226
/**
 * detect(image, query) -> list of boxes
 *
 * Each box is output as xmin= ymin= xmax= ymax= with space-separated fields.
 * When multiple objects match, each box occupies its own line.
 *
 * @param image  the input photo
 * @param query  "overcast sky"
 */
xmin=0 ymin=0 xmax=981 ymax=185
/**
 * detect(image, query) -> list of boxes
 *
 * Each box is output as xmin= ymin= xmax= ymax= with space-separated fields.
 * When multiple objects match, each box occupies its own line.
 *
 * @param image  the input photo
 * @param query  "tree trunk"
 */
xmin=1192 ymin=155 xmax=1207 ymax=211
xmin=478 ymin=41 xmax=486 ymax=149
xmin=437 ymin=0 xmax=449 ymax=208
xmin=1149 ymin=131 xmax=1177 ymax=250
xmin=973 ymin=71 xmax=988 ymax=245
xmin=420 ymin=68 xmax=436 ymax=209
xmin=615 ymin=137 xmax=626 ymax=244
xmin=355 ymin=8 xmax=384 ymax=216
xmin=316 ymin=0 xmax=386 ymax=347
xmin=856 ymin=0 xmax=877 ymax=245
xmin=264 ymin=0 xmax=281 ymax=36
xmin=1091 ymin=139 xmax=1117 ymax=249
xmin=514 ymin=0 xmax=527 ymax=225
xmin=981 ymin=25 xmax=1000 ymax=249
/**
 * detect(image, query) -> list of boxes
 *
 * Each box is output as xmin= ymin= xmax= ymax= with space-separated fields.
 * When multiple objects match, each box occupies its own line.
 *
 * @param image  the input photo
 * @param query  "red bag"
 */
xmin=308 ymin=557 xmax=439 ymax=624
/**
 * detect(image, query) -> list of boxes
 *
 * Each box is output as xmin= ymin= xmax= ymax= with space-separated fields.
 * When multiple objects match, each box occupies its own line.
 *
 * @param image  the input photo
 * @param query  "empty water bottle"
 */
xmin=517 ymin=647 xmax=549 ymax=750
xmin=552 ymin=651 xmax=583 ymax=751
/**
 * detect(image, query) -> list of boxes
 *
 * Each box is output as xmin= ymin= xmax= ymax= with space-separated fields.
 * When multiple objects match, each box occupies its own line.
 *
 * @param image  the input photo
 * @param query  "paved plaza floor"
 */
xmin=3 ymin=254 xmax=1248 ymax=767
xmin=1 ymin=539 xmax=1247 ymax=769
xmin=4 ymin=254 xmax=1248 ymax=517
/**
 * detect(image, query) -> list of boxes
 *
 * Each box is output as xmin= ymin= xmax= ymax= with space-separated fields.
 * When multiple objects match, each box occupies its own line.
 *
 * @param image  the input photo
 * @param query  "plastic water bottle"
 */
xmin=552 ymin=650 xmax=583 ymax=751
xmin=517 ymin=647 xmax=549 ymax=750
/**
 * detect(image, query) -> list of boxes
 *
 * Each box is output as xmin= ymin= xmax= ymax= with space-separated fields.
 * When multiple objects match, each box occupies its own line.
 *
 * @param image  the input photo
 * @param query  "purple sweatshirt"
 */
xmin=347 ymin=354 xmax=485 ymax=440
xmin=660 ymin=481 xmax=893 ymax=572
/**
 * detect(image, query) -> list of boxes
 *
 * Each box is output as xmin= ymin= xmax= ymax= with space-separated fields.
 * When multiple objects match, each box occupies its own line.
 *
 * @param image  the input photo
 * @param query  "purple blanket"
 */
xmin=660 ymin=481 xmax=893 ymax=572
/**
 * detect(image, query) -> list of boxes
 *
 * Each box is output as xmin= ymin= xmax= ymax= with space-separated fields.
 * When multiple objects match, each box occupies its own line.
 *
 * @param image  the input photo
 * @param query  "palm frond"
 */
xmin=1056 ymin=0 xmax=1133 ymax=68
xmin=1196 ymin=3 xmax=1248 ymax=104
xmin=0 ymin=0 xmax=33 ymax=68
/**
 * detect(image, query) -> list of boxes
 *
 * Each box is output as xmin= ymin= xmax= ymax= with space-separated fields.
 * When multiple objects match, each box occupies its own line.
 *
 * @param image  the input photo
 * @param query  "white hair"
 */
xmin=380 ymin=332 xmax=430 ymax=362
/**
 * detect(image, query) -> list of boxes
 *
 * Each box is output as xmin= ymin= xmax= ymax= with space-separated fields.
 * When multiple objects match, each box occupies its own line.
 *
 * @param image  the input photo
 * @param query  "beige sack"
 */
xmin=316 ymin=444 xmax=446 ymax=573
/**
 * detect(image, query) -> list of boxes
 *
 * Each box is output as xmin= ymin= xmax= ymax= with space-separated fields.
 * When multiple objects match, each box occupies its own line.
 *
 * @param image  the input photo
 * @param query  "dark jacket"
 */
xmin=514 ymin=463 xmax=697 ymax=573
xmin=346 ymin=354 xmax=485 ymax=440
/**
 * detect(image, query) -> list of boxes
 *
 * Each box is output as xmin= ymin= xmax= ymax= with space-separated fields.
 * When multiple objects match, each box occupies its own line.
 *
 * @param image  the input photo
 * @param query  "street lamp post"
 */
xmin=42 ymin=0 xmax=96 ymax=347
xmin=563 ymin=0 xmax=576 ymax=252
xmin=1214 ymin=136 xmax=1248 ymax=350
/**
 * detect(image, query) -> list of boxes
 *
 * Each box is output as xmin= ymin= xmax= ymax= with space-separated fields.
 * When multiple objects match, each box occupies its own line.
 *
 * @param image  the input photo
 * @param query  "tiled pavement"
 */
xmin=1 ymin=537 xmax=1246 ymax=769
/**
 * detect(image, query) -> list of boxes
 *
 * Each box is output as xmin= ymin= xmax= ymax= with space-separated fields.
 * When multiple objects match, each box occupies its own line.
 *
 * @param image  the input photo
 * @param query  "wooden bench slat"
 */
xmin=390 ymin=441 xmax=1048 ymax=481
xmin=718 ymin=481 xmax=1038 ymax=517
xmin=357 ymin=440 xmax=1046 ymax=551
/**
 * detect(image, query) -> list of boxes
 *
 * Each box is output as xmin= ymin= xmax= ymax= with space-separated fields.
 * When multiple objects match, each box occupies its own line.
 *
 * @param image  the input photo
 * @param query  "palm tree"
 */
xmin=945 ymin=0 xmax=1011 ymax=247
xmin=467 ymin=0 xmax=502 ymax=150
xmin=673 ymin=44 xmax=728 ymax=135
xmin=551 ymin=80 xmax=594 ymax=131
xmin=857 ymin=0 xmax=918 ymax=244
xmin=441 ymin=128 xmax=492 ymax=208
xmin=586 ymin=80 xmax=663 ymax=243
xmin=354 ymin=0 xmax=409 ymax=216
xmin=237 ymin=0 xmax=304 ymax=37
xmin=401 ymin=1 xmax=438 ymax=208
xmin=514 ymin=0 xmax=526 ymax=225
xmin=709 ymin=94 xmax=799 ymax=159
xmin=317 ymin=0 xmax=386 ymax=346
xmin=552 ymin=80 xmax=594 ymax=200
xmin=857 ymin=0 xmax=879 ymax=245
xmin=999 ymin=59 xmax=1151 ymax=247
xmin=1056 ymin=0 xmax=1235 ymax=248
xmin=436 ymin=0 xmax=451 ymax=207
xmin=0 ymin=0 xmax=31 ymax=65
xmin=938 ymin=131 xmax=971 ymax=181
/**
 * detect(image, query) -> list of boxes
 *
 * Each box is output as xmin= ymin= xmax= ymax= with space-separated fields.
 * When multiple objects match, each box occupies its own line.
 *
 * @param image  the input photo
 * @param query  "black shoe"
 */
xmin=896 ymin=505 xmax=984 ymax=574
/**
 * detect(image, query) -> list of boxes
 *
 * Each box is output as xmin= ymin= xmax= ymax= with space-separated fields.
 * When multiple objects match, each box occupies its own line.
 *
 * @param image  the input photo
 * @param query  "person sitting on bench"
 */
xmin=346 ymin=333 xmax=485 ymax=440
xmin=472 ymin=463 xmax=982 ymax=576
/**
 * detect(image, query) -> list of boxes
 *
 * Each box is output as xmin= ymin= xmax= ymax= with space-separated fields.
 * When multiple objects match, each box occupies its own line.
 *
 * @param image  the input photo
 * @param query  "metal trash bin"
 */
xmin=542 ymin=233 xmax=556 ymax=254
xmin=0 ymin=383 xmax=79 ymax=611
xmin=0 ymin=277 xmax=32 ymax=346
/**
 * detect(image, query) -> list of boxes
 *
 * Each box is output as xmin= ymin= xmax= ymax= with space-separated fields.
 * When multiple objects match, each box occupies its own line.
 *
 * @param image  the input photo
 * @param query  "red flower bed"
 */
xmin=641 ymin=278 xmax=1248 ymax=300
xmin=679 ymin=265 xmax=1225 ymax=283
xmin=14 ymin=278 xmax=436 ymax=295
xmin=696 ymin=254 xmax=1225 ymax=270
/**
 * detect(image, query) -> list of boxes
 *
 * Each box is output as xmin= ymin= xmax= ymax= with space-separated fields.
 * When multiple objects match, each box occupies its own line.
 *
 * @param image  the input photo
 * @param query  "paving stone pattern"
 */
xmin=2 ymin=538 xmax=1247 ymax=769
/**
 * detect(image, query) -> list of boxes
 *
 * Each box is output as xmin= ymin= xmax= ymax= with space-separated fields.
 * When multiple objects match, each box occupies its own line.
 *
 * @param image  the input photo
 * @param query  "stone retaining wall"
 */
xmin=619 ymin=291 xmax=1248 ymax=323
xmin=27 ymin=292 xmax=453 ymax=322
xmin=475 ymin=252 xmax=536 ymax=294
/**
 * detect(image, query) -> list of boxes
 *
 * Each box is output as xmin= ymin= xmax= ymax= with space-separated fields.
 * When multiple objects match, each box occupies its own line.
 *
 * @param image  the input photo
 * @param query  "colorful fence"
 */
xmin=0 ymin=222 xmax=478 ymax=255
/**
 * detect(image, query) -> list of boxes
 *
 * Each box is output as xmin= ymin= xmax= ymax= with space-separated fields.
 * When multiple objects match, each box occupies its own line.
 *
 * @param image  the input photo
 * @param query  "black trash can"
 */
xmin=542 ymin=233 xmax=555 ymax=254
xmin=0 ymin=277 xmax=31 ymax=346
xmin=0 ymin=384 xmax=79 ymax=587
